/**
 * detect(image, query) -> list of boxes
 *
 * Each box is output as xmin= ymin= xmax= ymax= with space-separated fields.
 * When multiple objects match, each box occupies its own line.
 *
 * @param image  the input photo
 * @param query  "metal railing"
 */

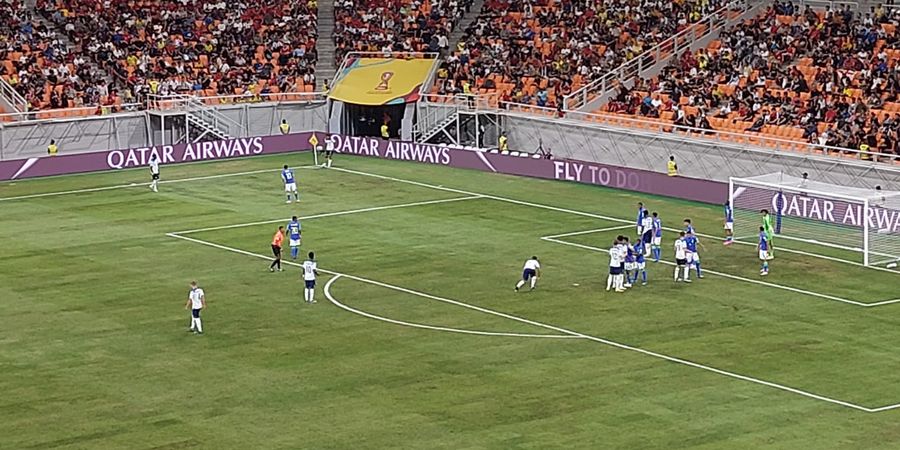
xmin=563 ymin=0 xmax=751 ymax=111
xmin=0 ymin=76 xmax=30 ymax=113
xmin=148 ymin=93 xmax=246 ymax=137
xmin=0 ymin=92 xmax=325 ymax=123
xmin=420 ymin=96 xmax=900 ymax=163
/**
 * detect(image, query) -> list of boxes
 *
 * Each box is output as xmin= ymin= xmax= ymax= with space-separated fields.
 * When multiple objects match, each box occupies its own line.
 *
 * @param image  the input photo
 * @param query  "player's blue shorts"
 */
xmin=609 ymin=266 xmax=623 ymax=275
xmin=191 ymin=308 xmax=201 ymax=318
xmin=522 ymin=269 xmax=536 ymax=280
xmin=642 ymin=230 xmax=653 ymax=244
xmin=305 ymin=279 xmax=316 ymax=289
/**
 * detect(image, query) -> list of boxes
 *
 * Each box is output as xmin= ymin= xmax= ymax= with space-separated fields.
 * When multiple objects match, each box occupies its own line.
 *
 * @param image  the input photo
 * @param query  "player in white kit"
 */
xmin=184 ymin=281 xmax=206 ymax=334
xmin=515 ymin=256 xmax=541 ymax=291
xmin=673 ymin=232 xmax=691 ymax=283
xmin=149 ymin=155 xmax=160 ymax=192
xmin=607 ymin=240 xmax=625 ymax=293
xmin=302 ymin=252 xmax=319 ymax=303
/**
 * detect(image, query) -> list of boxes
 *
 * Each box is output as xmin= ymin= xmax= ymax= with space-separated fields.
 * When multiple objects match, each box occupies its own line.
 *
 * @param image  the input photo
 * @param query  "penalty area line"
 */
xmin=169 ymin=195 xmax=484 ymax=235
xmin=542 ymin=225 xmax=634 ymax=240
xmin=541 ymin=236 xmax=871 ymax=308
xmin=165 ymin=233 xmax=891 ymax=413
xmin=323 ymin=275 xmax=578 ymax=339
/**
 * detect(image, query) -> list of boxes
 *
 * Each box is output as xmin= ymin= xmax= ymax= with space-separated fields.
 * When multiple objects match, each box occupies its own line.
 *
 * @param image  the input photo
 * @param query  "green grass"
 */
xmin=3 ymin=152 xmax=900 ymax=449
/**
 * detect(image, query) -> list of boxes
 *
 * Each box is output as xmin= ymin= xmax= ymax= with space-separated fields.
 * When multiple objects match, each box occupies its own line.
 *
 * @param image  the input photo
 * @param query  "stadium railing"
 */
xmin=562 ymin=0 xmax=753 ymax=111
xmin=0 ymin=76 xmax=30 ymax=114
xmin=0 ymin=92 xmax=326 ymax=123
xmin=419 ymin=95 xmax=900 ymax=164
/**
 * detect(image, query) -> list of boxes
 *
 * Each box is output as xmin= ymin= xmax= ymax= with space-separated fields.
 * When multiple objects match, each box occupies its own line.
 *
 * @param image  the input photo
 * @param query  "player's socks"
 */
xmin=195 ymin=318 xmax=203 ymax=333
xmin=530 ymin=277 xmax=536 ymax=290
xmin=683 ymin=267 xmax=691 ymax=282
xmin=606 ymin=275 xmax=613 ymax=291
xmin=291 ymin=247 xmax=299 ymax=259
xmin=641 ymin=270 xmax=647 ymax=284
xmin=695 ymin=262 xmax=702 ymax=278
xmin=327 ymin=159 xmax=332 ymax=168
xmin=309 ymin=290 xmax=315 ymax=303
xmin=515 ymin=280 xmax=525 ymax=291
xmin=674 ymin=267 xmax=679 ymax=281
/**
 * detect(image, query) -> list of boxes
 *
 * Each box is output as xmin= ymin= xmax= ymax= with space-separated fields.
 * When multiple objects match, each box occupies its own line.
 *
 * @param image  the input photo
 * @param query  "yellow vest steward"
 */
xmin=667 ymin=160 xmax=678 ymax=176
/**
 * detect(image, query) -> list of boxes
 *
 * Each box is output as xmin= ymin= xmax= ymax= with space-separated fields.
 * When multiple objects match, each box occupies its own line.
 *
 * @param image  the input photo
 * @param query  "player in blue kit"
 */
xmin=684 ymin=233 xmax=704 ymax=279
xmin=651 ymin=212 xmax=663 ymax=262
xmin=631 ymin=239 xmax=648 ymax=285
xmin=683 ymin=218 xmax=695 ymax=236
xmin=282 ymin=164 xmax=299 ymax=203
xmin=286 ymin=216 xmax=302 ymax=259
xmin=723 ymin=200 xmax=734 ymax=245
xmin=758 ymin=226 xmax=770 ymax=276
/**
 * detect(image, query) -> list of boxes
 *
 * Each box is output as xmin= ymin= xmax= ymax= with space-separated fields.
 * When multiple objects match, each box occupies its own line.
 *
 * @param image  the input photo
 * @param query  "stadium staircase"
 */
xmin=315 ymin=0 xmax=337 ymax=89
xmin=448 ymin=0 xmax=486 ymax=50
xmin=148 ymin=94 xmax=242 ymax=142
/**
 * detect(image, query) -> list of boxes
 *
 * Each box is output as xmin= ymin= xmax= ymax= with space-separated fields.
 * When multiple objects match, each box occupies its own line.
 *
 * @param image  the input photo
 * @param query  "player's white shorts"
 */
xmin=759 ymin=250 xmax=768 ymax=260
xmin=724 ymin=222 xmax=733 ymax=231
xmin=686 ymin=252 xmax=699 ymax=264
xmin=284 ymin=182 xmax=297 ymax=192
xmin=652 ymin=236 xmax=661 ymax=246
xmin=625 ymin=262 xmax=636 ymax=271
xmin=289 ymin=238 xmax=301 ymax=247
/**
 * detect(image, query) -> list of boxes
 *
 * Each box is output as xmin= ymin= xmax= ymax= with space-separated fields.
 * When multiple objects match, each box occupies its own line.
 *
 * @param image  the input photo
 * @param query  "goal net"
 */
xmin=729 ymin=173 xmax=900 ymax=266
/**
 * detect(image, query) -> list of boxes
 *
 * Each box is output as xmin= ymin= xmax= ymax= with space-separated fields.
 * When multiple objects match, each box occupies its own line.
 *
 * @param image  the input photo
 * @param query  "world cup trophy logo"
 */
xmin=375 ymin=72 xmax=394 ymax=91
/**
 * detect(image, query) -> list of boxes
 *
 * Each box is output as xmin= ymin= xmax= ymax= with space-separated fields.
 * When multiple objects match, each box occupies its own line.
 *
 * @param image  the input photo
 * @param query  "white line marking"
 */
xmin=0 ymin=166 xmax=316 ymax=202
xmin=171 ymin=195 xmax=483 ymax=234
xmin=542 ymin=225 xmax=633 ymax=239
xmin=323 ymin=275 xmax=577 ymax=339
xmin=165 ymin=233 xmax=889 ymax=413
xmin=541 ymin=236 xmax=870 ymax=307
xmin=865 ymin=298 xmax=900 ymax=307
xmin=328 ymin=167 xmax=898 ymax=305
xmin=328 ymin=167 xmax=900 ymax=276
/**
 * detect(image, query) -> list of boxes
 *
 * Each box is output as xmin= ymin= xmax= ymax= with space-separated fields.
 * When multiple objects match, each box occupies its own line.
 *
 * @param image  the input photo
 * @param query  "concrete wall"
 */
xmin=502 ymin=114 xmax=900 ymax=191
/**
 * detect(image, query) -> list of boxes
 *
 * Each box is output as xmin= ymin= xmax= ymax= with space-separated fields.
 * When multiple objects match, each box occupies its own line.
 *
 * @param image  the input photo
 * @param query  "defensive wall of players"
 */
xmin=2 ymin=97 xmax=899 ymax=192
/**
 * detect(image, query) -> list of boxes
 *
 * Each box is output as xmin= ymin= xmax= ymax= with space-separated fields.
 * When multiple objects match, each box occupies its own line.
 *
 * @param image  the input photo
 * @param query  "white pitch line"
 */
xmin=327 ymin=167 xmax=900 ymax=276
xmin=170 ymin=195 xmax=483 ymax=235
xmin=865 ymin=298 xmax=900 ymax=307
xmin=165 ymin=233 xmax=885 ymax=413
xmin=542 ymin=225 xmax=633 ymax=239
xmin=541 ymin=236 xmax=871 ymax=307
xmin=0 ymin=166 xmax=316 ymax=202
xmin=323 ymin=275 xmax=578 ymax=339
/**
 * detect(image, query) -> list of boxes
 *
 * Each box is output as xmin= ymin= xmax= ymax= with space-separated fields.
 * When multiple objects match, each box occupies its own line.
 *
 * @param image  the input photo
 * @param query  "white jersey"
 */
xmin=674 ymin=239 xmax=687 ymax=260
xmin=149 ymin=159 xmax=160 ymax=175
xmin=640 ymin=216 xmax=653 ymax=233
xmin=302 ymin=260 xmax=318 ymax=281
xmin=523 ymin=259 xmax=541 ymax=271
xmin=608 ymin=247 xmax=622 ymax=267
xmin=326 ymin=139 xmax=336 ymax=152
xmin=189 ymin=287 xmax=205 ymax=309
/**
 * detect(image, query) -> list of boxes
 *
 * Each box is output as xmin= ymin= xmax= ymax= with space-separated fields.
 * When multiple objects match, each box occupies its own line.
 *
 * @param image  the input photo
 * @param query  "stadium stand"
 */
xmin=34 ymin=0 xmax=319 ymax=110
xmin=333 ymin=0 xmax=473 ymax=64
xmin=596 ymin=2 xmax=900 ymax=160
xmin=433 ymin=0 xmax=728 ymax=108
xmin=1 ymin=0 xmax=110 ymax=114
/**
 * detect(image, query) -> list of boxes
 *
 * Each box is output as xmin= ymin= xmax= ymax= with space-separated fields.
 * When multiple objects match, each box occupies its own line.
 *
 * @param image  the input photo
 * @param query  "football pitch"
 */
xmin=3 ymin=151 xmax=900 ymax=449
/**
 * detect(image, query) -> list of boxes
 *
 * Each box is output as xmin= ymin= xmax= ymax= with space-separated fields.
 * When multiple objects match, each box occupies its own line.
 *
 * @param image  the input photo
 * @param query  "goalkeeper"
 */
xmin=761 ymin=209 xmax=775 ymax=259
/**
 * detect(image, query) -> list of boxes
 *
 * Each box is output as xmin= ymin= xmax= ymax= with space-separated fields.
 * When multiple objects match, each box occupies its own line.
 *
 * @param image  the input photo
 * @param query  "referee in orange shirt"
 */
xmin=269 ymin=226 xmax=285 ymax=272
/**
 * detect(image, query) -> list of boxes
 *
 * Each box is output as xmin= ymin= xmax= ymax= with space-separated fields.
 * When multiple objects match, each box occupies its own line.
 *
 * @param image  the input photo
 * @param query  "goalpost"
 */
xmin=729 ymin=173 xmax=900 ymax=267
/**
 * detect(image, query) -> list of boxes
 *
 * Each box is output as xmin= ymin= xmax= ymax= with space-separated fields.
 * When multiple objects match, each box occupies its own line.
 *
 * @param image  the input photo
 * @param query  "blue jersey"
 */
xmin=625 ymin=246 xmax=635 ymax=263
xmin=759 ymin=231 xmax=769 ymax=251
xmin=653 ymin=218 xmax=662 ymax=237
xmin=684 ymin=224 xmax=695 ymax=235
xmin=282 ymin=168 xmax=295 ymax=184
xmin=634 ymin=242 xmax=646 ymax=263
xmin=685 ymin=235 xmax=699 ymax=252
xmin=636 ymin=207 xmax=647 ymax=226
xmin=724 ymin=204 xmax=734 ymax=223
xmin=286 ymin=220 xmax=302 ymax=240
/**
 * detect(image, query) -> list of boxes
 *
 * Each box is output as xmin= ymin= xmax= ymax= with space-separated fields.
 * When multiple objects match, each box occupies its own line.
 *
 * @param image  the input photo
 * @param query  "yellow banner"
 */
xmin=329 ymin=58 xmax=434 ymax=106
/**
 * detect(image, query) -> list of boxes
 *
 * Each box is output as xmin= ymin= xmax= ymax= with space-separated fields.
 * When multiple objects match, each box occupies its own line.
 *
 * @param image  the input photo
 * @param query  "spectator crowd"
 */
xmin=604 ymin=2 xmax=900 ymax=159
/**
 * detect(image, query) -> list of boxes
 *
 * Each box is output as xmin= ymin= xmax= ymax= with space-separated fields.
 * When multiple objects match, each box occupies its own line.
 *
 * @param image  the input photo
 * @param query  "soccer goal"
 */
xmin=729 ymin=173 xmax=900 ymax=267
